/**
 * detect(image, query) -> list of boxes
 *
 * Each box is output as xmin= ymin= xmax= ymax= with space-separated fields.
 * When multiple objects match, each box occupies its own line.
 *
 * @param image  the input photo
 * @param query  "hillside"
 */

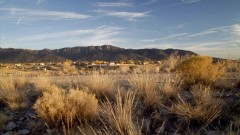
xmin=0 ymin=45 xmax=197 ymax=63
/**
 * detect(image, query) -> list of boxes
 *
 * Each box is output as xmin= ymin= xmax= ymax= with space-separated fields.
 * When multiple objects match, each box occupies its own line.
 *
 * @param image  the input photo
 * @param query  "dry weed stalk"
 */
xmin=100 ymin=90 xmax=140 ymax=135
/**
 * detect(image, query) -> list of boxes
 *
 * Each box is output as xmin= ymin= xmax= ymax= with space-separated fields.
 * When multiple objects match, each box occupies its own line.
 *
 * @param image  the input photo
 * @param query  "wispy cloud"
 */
xmin=1 ymin=25 xmax=127 ymax=49
xmin=94 ymin=10 xmax=149 ymax=21
xmin=141 ymin=33 xmax=188 ymax=42
xmin=187 ymin=25 xmax=236 ymax=38
xmin=181 ymin=0 xmax=202 ymax=4
xmin=0 ymin=7 xmax=91 ymax=23
xmin=36 ymin=0 xmax=46 ymax=5
xmin=140 ymin=24 xmax=240 ymax=59
xmin=95 ymin=2 xmax=132 ymax=7
xmin=16 ymin=17 xmax=24 ymax=25
xmin=141 ymin=0 xmax=158 ymax=6
xmin=18 ymin=25 xmax=124 ymax=41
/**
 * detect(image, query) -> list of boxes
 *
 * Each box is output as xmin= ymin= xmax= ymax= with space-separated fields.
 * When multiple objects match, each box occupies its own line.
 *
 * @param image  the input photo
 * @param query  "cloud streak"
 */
xmin=94 ymin=10 xmax=149 ymax=21
xmin=0 ymin=7 xmax=91 ymax=23
xmin=95 ymin=2 xmax=132 ymax=7
xmin=36 ymin=0 xmax=46 ymax=5
xmin=181 ymin=0 xmax=202 ymax=4
xmin=18 ymin=26 xmax=124 ymax=41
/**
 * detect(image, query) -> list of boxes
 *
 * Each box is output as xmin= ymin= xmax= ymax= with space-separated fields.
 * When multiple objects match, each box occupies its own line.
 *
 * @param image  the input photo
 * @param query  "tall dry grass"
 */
xmin=178 ymin=56 xmax=225 ymax=86
xmin=32 ymin=76 xmax=53 ymax=95
xmin=226 ymin=117 xmax=240 ymax=135
xmin=169 ymin=85 xmax=222 ymax=127
xmin=128 ymin=73 xmax=160 ymax=107
xmin=83 ymin=74 xmax=116 ymax=99
xmin=33 ymin=85 xmax=98 ymax=128
xmin=0 ymin=77 xmax=28 ymax=110
xmin=100 ymin=90 xmax=140 ymax=135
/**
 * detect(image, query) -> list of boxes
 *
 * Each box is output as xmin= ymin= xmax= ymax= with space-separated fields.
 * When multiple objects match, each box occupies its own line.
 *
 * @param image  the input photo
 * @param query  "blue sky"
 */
xmin=0 ymin=0 xmax=240 ymax=59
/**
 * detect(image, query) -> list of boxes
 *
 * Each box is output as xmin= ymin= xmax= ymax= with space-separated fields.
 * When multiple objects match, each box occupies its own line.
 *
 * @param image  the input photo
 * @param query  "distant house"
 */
xmin=90 ymin=62 xmax=96 ymax=66
xmin=39 ymin=63 xmax=45 ymax=66
xmin=109 ymin=62 xmax=115 ymax=66
xmin=143 ymin=62 xmax=149 ymax=65
xmin=15 ymin=64 xmax=21 ymax=67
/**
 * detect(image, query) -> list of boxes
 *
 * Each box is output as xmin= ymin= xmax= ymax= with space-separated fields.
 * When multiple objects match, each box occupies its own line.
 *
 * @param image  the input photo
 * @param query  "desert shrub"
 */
xmin=177 ymin=56 xmax=225 ymax=86
xmin=161 ymin=54 xmax=183 ymax=73
xmin=0 ymin=77 xmax=28 ymax=110
xmin=83 ymin=74 xmax=116 ymax=99
xmin=100 ymin=91 xmax=140 ymax=135
xmin=225 ymin=60 xmax=240 ymax=72
xmin=33 ymin=85 xmax=98 ymax=127
xmin=169 ymin=85 xmax=222 ymax=126
xmin=129 ymin=73 xmax=160 ymax=107
xmin=62 ymin=61 xmax=77 ymax=74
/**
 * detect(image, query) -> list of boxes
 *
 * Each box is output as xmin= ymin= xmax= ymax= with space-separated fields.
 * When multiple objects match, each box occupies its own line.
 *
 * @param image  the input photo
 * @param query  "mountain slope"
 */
xmin=0 ymin=45 xmax=197 ymax=63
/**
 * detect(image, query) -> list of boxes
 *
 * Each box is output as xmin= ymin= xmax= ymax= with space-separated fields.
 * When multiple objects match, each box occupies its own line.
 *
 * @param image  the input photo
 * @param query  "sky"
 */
xmin=0 ymin=0 xmax=240 ymax=59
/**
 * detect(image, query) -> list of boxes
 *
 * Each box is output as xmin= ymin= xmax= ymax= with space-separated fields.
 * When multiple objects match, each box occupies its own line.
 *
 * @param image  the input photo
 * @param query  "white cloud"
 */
xmin=181 ymin=0 xmax=202 ymax=4
xmin=141 ymin=0 xmax=158 ymax=6
xmin=95 ymin=2 xmax=132 ymax=7
xmin=141 ymin=33 xmax=188 ymax=42
xmin=0 ymin=7 xmax=91 ymax=23
xmin=36 ymin=0 xmax=46 ymax=5
xmin=188 ymin=30 xmax=217 ymax=37
xmin=231 ymin=24 xmax=240 ymax=36
xmin=18 ymin=25 xmax=124 ymax=41
xmin=94 ymin=10 xmax=149 ymax=21
xmin=140 ymin=24 xmax=240 ymax=59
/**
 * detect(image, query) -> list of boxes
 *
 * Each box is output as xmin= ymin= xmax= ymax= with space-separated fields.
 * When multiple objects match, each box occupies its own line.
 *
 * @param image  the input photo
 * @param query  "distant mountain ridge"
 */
xmin=0 ymin=45 xmax=197 ymax=63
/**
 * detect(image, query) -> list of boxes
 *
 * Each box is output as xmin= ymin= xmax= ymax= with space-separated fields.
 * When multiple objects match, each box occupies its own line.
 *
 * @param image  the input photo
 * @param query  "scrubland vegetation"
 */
xmin=0 ymin=56 xmax=240 ymax=135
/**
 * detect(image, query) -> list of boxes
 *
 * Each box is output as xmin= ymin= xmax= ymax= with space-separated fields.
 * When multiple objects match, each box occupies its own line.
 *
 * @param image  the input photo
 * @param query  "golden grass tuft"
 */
xmin=178 ymin=56 xmax=225 ymax=86
xmin=100 ymin=90 xmax=140 ymax=135
xmin=83 ymin=74 xmax=116 ymax=99
xmin=0 ymin=77 xmax=28 ymax=110
xmin=129 ymin=73 xmax=160 ymax=106
xmin=32 ymin=76 xmax=53 ymax=93
xmin=169 ymin=85 xmax=222 ymax=126
xmin=33 ymin=85 xmax=98 ymax=127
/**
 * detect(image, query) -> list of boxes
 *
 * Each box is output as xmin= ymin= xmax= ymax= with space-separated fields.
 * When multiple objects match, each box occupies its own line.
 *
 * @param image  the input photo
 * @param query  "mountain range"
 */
xmin=0 ymin=45 xmax=197 ymax=63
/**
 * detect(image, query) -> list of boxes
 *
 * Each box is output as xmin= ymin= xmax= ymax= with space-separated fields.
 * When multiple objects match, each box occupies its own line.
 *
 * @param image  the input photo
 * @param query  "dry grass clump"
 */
xmin=129 ymin=73 xmax=160 ymax=107
xmin=169 ymin=85 xmax=222 ymax=126
xmin=161 ymin=54 xmax=182 ymax=73
xmin=225 ymin=60 xmax=240 ymax=72
xmin=62 ymin=61 xmax=77 ymax=74
xmin=0 ymin=77 xmax=28 ymax=110
xmin=32 ymin=76 xmax=53 ymax=95
xmin=100 ymin=91 xmax=140 ymax=135
xmin=178 ymin=56 xmax=225 ymax=86
xmin=225 ymin=117 xmax=240 ymax=135
xmin=159 ymin=75 xmax=182 ymax=102
xmin=33 ymin=85 xmax=98 ymax=127
xmin=83 ymin=74 xmax=116 ymax=99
